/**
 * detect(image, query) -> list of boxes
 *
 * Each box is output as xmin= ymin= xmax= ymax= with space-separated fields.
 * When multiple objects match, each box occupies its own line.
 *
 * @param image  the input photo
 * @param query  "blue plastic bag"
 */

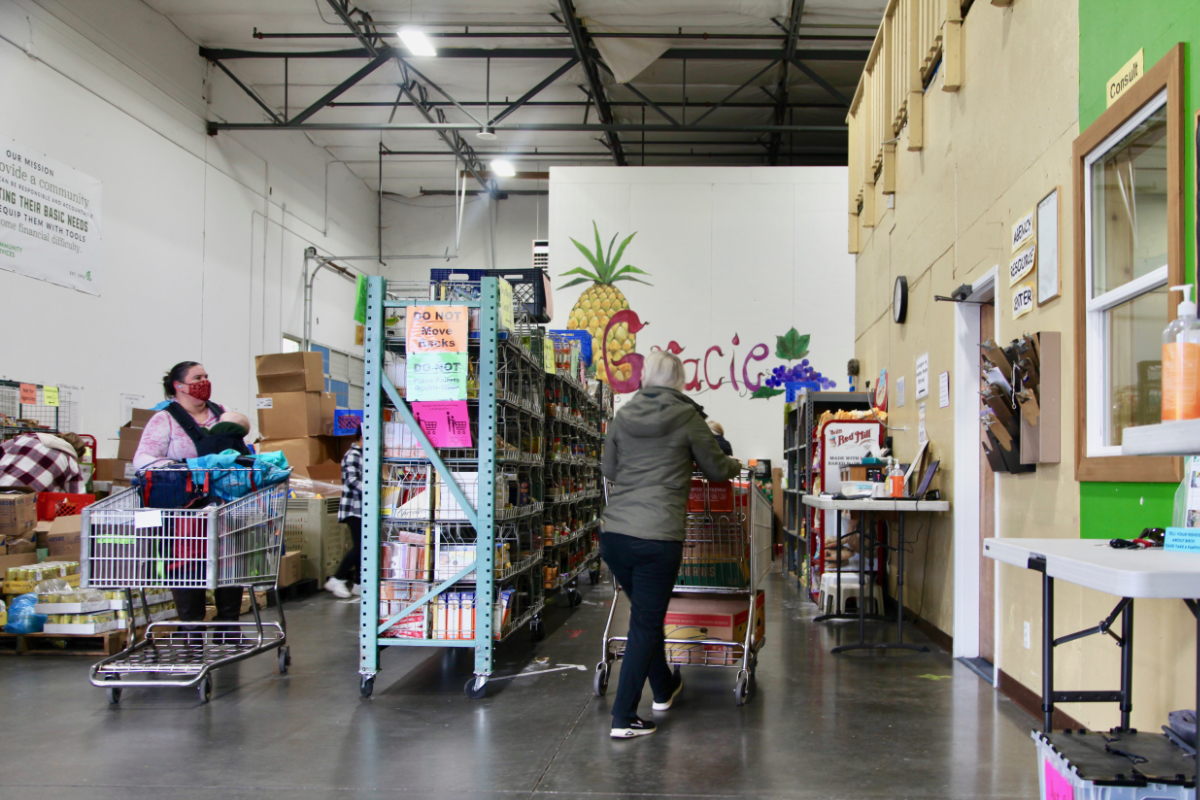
xmin=5 ymin=593 xmax=46 ymax=634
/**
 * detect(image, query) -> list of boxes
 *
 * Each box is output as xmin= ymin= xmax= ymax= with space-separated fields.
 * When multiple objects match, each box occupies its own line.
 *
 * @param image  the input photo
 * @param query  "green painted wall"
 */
xmin=1078 ymin=1 xmax=1196 ymax=537
xmin=1078 ymin=482 xmax=1175 ymax=538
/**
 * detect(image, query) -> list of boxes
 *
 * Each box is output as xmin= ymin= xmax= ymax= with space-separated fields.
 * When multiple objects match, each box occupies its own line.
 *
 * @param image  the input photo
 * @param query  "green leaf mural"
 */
xmin=750 ymin=386 xmax=786 ymax=399
xmin=775 ymin=328 xmax=810 ymax=361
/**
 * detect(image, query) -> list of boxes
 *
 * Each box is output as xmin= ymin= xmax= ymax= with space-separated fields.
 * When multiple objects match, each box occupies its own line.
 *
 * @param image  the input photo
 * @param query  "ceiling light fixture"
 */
xmin=476 ymin=127 xmax=496 ymax=140
xmin=397 ymin=27 xmax=437 ymax=57
xmin=491 ymin=159 xmax=516 ymax=177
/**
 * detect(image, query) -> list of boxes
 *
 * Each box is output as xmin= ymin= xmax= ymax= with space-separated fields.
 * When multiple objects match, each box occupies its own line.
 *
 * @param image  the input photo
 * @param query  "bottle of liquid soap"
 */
xmin=888 ymin=457 xmax=905 ymax=498
xmin=1162 ymin=284 xmax=1200 ymax=421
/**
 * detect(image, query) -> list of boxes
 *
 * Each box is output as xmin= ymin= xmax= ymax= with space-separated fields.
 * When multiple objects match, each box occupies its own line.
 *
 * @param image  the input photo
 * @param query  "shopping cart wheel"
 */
xmin=734 ymin=671 xmax=751 ymax=707
xmin=199 ymin=675 xmax=213 ymax=704
xmin=529 ymin=618 xmax=545 ymax=642
xmin=464 ymin=676 xmax=488 ymax=700
xmin=593 ymin=662 xmax=609 ymax=697
xmin=588 ymin=568 xmax=600 ymax=585
xmin=568 ymin=589 xmax=582 ymax=607
xmin=106 ymin=687 xmax=122 ymax=705
xmin=360 ymin=675 xmax=375 ymax=698
xmin=278 ymin=646 xmax=291 ymax=675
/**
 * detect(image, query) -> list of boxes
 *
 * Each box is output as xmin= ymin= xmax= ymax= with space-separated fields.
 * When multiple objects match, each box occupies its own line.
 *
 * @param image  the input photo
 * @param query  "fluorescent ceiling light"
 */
xmin=491 ymin=159 xmax=516 ymax=177
xmin=398 ymin=27 xmax=436 ymax=57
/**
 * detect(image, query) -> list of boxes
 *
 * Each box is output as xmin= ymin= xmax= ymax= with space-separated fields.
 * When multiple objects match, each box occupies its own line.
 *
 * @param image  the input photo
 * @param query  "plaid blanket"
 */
xmin=0 ymin=434 xmax=85 ymax=493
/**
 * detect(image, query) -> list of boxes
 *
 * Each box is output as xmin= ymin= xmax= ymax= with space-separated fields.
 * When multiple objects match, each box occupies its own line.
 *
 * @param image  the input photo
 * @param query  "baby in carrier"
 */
xmin=194 ymin=411 xmax=252 ymax=458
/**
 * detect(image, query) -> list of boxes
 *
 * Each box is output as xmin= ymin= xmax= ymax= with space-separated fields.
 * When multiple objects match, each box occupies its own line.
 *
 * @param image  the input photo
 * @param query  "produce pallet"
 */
xmin=0 ymin=626 xmax=142 ymax=656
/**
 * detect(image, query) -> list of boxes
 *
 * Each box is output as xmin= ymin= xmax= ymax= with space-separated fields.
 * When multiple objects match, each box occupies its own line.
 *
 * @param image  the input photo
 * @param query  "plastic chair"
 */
xmin=818 ymin=569 xmax=884 ymax=615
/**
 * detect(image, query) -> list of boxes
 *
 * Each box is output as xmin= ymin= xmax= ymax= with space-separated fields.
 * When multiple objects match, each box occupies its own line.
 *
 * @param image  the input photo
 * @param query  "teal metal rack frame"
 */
xmin=358 ymin=276 xmax=500 ymax=699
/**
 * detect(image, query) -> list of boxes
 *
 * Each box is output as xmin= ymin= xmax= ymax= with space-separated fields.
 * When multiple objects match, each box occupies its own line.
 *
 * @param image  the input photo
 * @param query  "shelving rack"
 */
xmin=358 ymin=276 xmax=551 ymax=700
xmin=541 ymin=356 xmax=610 ymax=604
xmin=781 ymin=390 xmax=872 ymax=601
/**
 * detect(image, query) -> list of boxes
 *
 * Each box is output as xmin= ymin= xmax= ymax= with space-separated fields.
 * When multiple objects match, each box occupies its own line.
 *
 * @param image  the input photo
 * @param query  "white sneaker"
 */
xmin=351 ymin=584 xmax=362 ymax=597
xmin=324 ymin=577 xmax=351 ymax=598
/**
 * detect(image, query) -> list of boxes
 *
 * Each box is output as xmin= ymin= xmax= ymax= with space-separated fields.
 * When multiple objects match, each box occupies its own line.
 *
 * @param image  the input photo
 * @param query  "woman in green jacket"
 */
xmin=601 ymin=350 xmax=742 ymax=739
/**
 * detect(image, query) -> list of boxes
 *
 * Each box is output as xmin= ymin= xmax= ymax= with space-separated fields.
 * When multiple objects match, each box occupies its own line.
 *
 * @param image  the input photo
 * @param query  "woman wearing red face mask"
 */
xmin=133 ymin=361 xmax=243 ymax=627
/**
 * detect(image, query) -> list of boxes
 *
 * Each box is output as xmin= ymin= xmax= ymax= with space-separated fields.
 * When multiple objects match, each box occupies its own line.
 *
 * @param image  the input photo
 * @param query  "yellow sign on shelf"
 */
xmin=43 ymin=386 xmax=59 ymax=407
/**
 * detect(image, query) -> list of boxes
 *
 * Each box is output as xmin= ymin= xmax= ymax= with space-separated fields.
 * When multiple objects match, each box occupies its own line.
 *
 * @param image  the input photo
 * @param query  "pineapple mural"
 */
xmin=561 ymin=223 xmax=651 ymax=383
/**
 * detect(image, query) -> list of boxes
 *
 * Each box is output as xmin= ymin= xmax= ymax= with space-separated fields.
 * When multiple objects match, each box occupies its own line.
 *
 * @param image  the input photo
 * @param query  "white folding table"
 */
xmin=802 ymin=495 xmax=949 ymax=653
xmin=984 ymin=537 xmax=1200 ymax=781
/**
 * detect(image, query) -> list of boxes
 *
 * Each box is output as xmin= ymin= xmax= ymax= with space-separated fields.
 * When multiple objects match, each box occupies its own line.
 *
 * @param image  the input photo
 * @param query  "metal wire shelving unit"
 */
xmin=359 ymin=275 xmax=553 ymax=700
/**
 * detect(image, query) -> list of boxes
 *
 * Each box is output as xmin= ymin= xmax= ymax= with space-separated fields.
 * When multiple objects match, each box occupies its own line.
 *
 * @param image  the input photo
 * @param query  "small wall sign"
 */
xmin=1107 ymin=49 xmax=1145 ymax=108
xmin=1012 ymin=281 xmax=1035 ymax=319
xmin=1011 ymin=209 xmax=1035 ymax=253
xmin=1009 ymin=244 xmax=1036 ymax=286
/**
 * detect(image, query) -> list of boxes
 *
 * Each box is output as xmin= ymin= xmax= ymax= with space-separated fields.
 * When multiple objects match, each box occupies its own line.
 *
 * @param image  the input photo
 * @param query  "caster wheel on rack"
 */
xmin=734 ymin=671 xmax=751 ymax=707
xmin=106 ymin=687 xmax=122 ymax=705
xmin=529 ymin=618 xmax=546 ymax=642
xmin=593 ymin=662 xmax=609 ymax=697
xmin=464 ymin=677 xmax=488 ymax=700
xmin=568 ymin=589 xmax=582 ymax=607
xmin=588 ymin=568 xmax=600 ymax=585
xmin=199 ymin=675 xmax=213 ymax=704
xmin=278 ymin=646 xmax=291 ymax=675
xmin=360 ymin=675 xmax=375 ymax=698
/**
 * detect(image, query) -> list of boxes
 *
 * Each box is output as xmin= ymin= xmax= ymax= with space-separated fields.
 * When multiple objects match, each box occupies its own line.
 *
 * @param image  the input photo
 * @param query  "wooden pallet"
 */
xmin=0 ymin=626 xmax=140 ymax=656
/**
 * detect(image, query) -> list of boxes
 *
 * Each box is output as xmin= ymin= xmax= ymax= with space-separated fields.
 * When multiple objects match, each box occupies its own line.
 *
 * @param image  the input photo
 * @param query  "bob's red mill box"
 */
xmin=662 ymin=591 xmax=765 ymax=665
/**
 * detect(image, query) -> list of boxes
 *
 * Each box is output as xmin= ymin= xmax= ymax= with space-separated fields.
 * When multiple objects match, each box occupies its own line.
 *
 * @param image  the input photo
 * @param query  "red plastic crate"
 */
xmin=36 ymin=492 xmax=96 ymax=521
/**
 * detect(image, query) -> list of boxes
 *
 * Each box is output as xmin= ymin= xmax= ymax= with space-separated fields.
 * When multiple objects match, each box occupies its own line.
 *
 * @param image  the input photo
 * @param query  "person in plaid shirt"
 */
xmin=0 ymin=432 xmax=87 ymax=493
xmin=326 ymin=424 xmax=363 ymax=598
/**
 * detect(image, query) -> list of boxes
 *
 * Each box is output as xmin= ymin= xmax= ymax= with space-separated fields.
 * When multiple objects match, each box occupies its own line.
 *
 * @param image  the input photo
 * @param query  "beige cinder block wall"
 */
xmin=853 ymin=0 xmax=1079 ymax=692
xmin=854 ymin=1 xmax=1197 ymax=732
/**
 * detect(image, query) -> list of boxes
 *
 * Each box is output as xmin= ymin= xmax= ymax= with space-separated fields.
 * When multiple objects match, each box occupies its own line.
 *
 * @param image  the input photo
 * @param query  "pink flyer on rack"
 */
xmin=412 ymin=400 xmax=473 ymax=449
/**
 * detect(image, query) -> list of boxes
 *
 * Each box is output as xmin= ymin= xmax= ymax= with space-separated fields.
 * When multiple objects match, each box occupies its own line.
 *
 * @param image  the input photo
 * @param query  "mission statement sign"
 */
xmin=0 ymin=134 xmax=102 ymax=295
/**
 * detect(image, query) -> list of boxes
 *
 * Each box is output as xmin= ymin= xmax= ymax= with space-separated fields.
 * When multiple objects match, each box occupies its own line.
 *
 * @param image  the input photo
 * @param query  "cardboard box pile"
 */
xmin=0 ymin=491 xmax=36 ymax=557
xmin=254 ymin=353 xmax=348 ymax=470
xmin=107 ymin=408 xmax=156 ymax=489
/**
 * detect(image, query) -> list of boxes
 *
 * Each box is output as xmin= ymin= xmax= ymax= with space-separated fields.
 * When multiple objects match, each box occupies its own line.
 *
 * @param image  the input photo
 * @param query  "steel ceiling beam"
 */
xmin=768 ymin=0 xmax=805 ymax=165
xmin=687 ymin=59 xmax=780 ymax=126
xmin=286 ymin=53 xmax=391 ymax=125
xmin=317 ymin=1 xmax=492 ymax=194
xmin=788 ymin=57 xmax=851 ymax=107
xmin=198 ymin=46 xmax=867 ymax=61
xmin=557 ymin=0 xmax=625 ymax=166
xmin=253 ymin=29 xmax=875 ymax=42
xmin=329 ymin=100 xmax=845 ymax=109
xmin=487 ymin=57 xmax=580 ymax=126
xmin=208 ymin=121 xmax=844 ymax=133
xmin=205 ymin=57 xmax=282 ymax=124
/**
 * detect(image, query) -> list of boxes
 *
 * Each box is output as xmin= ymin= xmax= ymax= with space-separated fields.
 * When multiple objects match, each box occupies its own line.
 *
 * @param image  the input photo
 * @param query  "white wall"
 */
xmin=548 ymin=167 xmax=856 ymax=465
xmin=382 ymin=192 xmax=549 ymax=281
xmin=0 ymin=0 xmax=378 ymax=455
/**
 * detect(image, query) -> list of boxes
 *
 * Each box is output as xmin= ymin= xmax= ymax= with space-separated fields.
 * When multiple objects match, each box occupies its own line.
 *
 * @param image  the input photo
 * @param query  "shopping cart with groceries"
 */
xmin=595 ymin=469 xmax=773 ymax=705
xmin=81 ymin=462 xmax=291 ymax=704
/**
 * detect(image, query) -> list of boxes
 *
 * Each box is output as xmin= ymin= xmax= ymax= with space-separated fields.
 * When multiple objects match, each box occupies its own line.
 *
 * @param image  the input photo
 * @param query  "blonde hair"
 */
xmin=642 ymin=350 xmax=686 ymax=391
xmin=707 ymin=420 xmax=725 ymax=436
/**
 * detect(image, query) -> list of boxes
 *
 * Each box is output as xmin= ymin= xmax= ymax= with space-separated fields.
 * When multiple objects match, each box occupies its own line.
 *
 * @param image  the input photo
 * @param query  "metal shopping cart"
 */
xmin=80 ymin=468 xmax=291 ymax=704
xmin=595 ymin=470 xmax=774 ymax=705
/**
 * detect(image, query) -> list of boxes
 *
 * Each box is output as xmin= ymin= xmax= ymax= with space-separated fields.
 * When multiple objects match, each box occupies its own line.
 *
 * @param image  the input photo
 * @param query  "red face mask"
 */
xmin=178 ymin=380 xmax=212 ymax=401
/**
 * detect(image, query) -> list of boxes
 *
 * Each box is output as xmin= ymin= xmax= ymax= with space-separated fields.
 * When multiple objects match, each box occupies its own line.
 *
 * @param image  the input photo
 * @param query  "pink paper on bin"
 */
xmin=1043 ymin=759 xmax=1073 ymax=800
xmin=412 ymin=401 xmax=473 ymax=448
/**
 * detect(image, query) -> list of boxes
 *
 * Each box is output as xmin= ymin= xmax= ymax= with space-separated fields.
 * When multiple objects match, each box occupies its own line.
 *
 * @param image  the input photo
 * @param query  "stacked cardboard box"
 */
xmin=104 ymin=408 xmax=157 ymax=489
xmin=0 ymin=492 xmax=38 ymax=588
xmin=254 ymin=353 xmax=346 ymax=469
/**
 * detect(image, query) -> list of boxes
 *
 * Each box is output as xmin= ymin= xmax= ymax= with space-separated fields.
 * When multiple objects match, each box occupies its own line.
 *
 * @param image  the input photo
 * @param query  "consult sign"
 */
xmin=1107 ymin=49 xmax=1144 ymax=108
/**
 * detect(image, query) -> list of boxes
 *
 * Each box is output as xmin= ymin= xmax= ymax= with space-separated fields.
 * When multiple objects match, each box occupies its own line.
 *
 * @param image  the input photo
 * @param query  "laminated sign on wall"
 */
xmin=0 ymin=134 xmax=102 ymax=295
xmin=406 ymin=306 xmax=469 ymax=402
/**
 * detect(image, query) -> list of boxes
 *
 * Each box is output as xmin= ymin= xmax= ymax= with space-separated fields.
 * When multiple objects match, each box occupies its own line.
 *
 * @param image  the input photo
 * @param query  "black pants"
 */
xmin=334 ymin=516 xmax=363 ymax=584
xmin=600 ymin=531 xmax=684 ymax=726
xmin=172 ymin=587 xmax=244 ymax=623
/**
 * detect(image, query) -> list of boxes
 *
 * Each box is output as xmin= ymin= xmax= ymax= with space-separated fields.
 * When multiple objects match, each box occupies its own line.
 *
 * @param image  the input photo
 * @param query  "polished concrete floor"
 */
xmin=0 ymin=569 xmax=1040 ymax=799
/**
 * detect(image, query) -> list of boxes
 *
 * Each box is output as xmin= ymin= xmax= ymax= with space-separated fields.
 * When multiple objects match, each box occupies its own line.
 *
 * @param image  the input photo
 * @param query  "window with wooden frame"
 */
xmin=1073 ymin=45 xmax=1183 ymax=482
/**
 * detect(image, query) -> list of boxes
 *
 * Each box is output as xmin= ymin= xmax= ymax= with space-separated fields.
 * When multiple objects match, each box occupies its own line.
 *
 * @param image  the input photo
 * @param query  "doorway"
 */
xmin=952 ymin=267 xmax=998 ymax=666
xmin=978 ymin=300 xmax=996 ymax=666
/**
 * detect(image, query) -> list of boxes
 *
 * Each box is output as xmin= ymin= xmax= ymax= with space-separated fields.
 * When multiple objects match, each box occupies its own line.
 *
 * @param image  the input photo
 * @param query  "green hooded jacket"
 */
xmin=601 ymin=387 xmax=741 ymax=541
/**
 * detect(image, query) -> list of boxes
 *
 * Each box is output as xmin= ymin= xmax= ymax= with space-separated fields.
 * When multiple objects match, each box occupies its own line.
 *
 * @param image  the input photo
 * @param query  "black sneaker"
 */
xmin=611 ymin=717 xmax=657 ymax=739
xmin=652 ymin=672 xmax=684 ymax=711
